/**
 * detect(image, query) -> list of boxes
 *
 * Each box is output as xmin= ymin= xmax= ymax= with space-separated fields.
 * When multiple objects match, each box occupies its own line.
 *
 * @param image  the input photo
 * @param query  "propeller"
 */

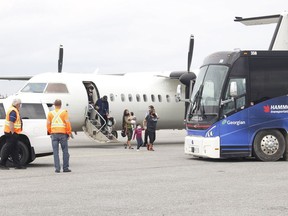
xmin=187 ymin=35 xmax=194 ymax=72
xmin=58 ymin=45 xmax=63 ymax=73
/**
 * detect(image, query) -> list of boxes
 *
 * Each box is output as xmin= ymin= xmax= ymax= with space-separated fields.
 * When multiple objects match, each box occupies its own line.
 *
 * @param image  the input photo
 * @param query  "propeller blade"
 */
xmin=187 ymin=35 xmax=194 ymax=72
xmin=58 ymin=45 xmax=63 ymax=73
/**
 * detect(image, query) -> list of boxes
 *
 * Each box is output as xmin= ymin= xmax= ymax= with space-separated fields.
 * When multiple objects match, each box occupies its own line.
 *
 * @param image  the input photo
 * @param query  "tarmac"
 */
xmin=1 ymin=130 xmax=288 ymax=216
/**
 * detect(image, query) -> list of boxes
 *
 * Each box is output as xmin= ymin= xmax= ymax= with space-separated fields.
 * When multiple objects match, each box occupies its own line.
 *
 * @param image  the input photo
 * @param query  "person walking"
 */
xmin=133 ymin=123 xmax=144 ymax=151
xmin=0 ymin=98 xmax=26 ymax=170
xmin=144 ymin=108 xmax=158 ymax=151
xmin=122 ymin=109 xmax=133 ymax=149
xmin=143 ymin=105 xmax=154 ymax=147
xmin=47 ymin=99 xmax=72 ymax=173
xmin=95 ymin=95 xmax=109 ymax=131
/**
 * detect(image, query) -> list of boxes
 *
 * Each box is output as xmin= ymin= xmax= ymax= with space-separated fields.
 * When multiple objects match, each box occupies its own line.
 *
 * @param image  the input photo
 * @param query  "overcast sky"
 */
xmin=0 ymin=0 xmax=287 ymax=95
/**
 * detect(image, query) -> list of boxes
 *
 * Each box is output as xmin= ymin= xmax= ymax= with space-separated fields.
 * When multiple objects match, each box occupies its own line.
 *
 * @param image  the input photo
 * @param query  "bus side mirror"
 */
xmin=176 ymin=84 xmax=182 ymax=102
xmin=230 ymin=81 xmax=238 ymax=97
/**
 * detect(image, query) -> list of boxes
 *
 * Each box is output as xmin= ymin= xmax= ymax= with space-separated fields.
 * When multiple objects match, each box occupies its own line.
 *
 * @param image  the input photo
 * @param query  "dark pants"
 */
xmin=0 ymin=133 xmax=20 ymax=166
xmin=143 ymin=129 xmax=148 ymax=146
xmin=147 ymin=131 xmax=156 ymax=144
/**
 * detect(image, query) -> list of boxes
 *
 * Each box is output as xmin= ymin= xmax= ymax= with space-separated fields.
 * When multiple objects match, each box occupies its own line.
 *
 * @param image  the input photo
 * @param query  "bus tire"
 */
xmin=253 ymin=130 xmax=285 ymax=161
xmin=0 ymin=141 xmax=30 ymax=166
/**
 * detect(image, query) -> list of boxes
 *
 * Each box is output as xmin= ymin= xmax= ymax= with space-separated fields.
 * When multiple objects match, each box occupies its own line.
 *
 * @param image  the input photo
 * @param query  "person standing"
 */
xmin=144 ymin=108 xmax=158 ymax=151
xmin=0 ymin=98 xmax=25 ymax=170
xmin=95 ymin=95 xmax=109 ymax=130
xmin=122 ymin=109 xmax=133 ymax=149
xmin=47 ymin=99 xmax=72 ymax=173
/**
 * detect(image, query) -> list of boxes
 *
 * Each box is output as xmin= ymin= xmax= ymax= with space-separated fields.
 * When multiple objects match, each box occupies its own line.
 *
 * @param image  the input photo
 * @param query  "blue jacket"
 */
xmin=96 ymin=98 xmax=109 ymax=116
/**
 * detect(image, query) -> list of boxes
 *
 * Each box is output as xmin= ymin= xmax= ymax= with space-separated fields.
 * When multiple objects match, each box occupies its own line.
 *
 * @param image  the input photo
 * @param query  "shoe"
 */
xmin=63 ymin=169 xmax=71 ymax=173
xmin=129 ymin=146 xmax=134 ymax=149
xmin=0 ymin=164 xmax=9 ymax=170
xmin=55 ymin=170 xmax=60 ymax=173
xmin=124 ymin=144 xmax=127 ymax=149
xmin=137 ymin=149 xmax=140 ymax=152
xmin=15 ymin=166 xmax=27 ymax=169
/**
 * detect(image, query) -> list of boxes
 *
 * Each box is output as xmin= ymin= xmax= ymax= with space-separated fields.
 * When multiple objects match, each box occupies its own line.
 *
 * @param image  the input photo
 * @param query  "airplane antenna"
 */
xmin=58 ymin=45 xmax=64 ymax=73
xmin=187 ymin=35 xmax=194 ymax=72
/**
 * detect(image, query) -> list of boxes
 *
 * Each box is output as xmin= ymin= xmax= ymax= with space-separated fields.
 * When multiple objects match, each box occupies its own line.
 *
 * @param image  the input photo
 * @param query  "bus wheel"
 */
xmin=0 ymin=141 xmax=29 ymax=166
xmin=253 ymin=130 xmax=285 ymax=161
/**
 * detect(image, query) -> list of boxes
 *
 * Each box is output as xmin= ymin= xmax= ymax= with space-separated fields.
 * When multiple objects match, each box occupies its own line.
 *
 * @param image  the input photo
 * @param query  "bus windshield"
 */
xmin=187 ymin=65 xmax=229 ymax=129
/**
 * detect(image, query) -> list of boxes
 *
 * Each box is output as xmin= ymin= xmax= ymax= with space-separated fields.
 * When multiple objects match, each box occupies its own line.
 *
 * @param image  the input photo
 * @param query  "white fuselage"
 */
xmin=11 ymin=72 xmax=186 ymax=132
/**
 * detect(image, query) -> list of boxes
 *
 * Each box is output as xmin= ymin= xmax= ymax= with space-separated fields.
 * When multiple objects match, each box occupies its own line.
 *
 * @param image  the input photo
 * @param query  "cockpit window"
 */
xmin=20 ymin=103 xmax=46 ymax=119
xmin=0 ymin=103 xmax=5 ymax=119
xmin=21 ymin=83 xmax=47 ymax=93
xmin=44 ymin=83 xmax=69 ymax=93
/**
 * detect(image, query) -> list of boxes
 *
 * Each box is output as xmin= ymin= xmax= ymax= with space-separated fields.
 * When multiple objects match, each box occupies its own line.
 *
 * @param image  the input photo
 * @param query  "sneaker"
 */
xmin=15 ymin=166 xmax=27 ymax=169
xmin=63 ymin=169 xmax=72 ymax=173
xmin=55 ymin=170 xmax=60 ymax=173
xmin=0 ymin=164 xmax=9 ymax=170
xmin=137 ymin=149 xmax=140 ymax=152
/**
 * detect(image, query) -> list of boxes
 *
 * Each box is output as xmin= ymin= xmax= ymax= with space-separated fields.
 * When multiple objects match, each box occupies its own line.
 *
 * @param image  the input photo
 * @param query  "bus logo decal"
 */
xmin=264 ymin=104 xmax=288 ymax=114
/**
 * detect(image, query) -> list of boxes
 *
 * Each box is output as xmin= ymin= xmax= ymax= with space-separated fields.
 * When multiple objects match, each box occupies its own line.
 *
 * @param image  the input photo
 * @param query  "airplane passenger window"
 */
xmin=143 ymin=94 xmax=147 ymax=102
xmin=20 ymin=103 xmax=46 ymax=119
xmin=136 ymin=94 xmax=141 ymax=102
xmin=45 ymin=83 xmax=69 ymax=93
xmin=21 ymin=83 xmax=47 ymax=93
xmin=151 ymin=95 xmax=155 ymax=102
xmin=110 ymin=94 xmax=114 ymax=102
xmin=0 ymin=103 xmax=5 ymax=119
xmin=121 ymin=94 xmax=125 ymax=102
xmin=158 ymin=95 xmax=162 ymax=102
xmin=128 ymin=94 xmax=133 ymax=102
xmin=166 ymin=95 xmax=170 ymax=102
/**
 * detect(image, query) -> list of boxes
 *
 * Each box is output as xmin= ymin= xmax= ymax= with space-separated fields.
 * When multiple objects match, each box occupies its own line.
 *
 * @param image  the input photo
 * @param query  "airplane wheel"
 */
xmin=253 ymin=130 xmax=285 ymax=161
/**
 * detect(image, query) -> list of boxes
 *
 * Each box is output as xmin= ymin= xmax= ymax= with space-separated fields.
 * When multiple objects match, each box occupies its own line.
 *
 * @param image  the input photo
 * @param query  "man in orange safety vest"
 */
xmin=47 ymin=99 xmax=72 ymax=173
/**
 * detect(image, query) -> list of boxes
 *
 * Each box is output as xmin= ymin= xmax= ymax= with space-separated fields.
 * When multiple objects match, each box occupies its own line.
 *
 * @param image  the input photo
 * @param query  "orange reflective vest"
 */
xmin=4 ymin=106 xmax=22 ymax=134
xmin=47 ymin=108 xmax=72 ymax=134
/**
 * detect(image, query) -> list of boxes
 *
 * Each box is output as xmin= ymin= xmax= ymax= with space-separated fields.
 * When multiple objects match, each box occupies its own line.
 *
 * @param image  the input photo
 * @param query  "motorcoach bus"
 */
xmin=183 ymin=50 xmax=288 ymax=161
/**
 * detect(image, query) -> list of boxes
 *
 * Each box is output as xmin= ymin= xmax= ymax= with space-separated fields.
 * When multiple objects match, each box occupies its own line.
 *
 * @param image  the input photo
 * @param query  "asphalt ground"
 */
xmin=1 ymin=130 xmax=288 ymax=216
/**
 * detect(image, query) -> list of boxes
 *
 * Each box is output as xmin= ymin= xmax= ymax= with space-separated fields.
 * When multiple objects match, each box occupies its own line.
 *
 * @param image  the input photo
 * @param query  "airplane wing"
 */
xmin=234 ymin=14 xmax=280 ymax=25
xmin=0 ymin=75 xmax=32 ymax=81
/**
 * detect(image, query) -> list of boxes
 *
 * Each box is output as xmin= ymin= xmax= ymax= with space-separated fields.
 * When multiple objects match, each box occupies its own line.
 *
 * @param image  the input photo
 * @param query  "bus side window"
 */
xmin=223 ymin=78 xmax=246 ymax=115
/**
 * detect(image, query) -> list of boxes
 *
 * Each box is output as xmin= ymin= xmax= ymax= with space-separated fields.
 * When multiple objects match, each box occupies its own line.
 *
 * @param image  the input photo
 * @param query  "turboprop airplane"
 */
xmin=0 ymin=39 xmax=198 ymax=143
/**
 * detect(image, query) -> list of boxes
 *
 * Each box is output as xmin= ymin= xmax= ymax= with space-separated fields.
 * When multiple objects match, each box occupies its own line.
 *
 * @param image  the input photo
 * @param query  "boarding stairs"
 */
xmin=82 ymin=105 xmax=119 ymax=143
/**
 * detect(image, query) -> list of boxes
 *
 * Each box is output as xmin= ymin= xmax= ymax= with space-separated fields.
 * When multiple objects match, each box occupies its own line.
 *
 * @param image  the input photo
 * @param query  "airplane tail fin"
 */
xmin=235 ymin=12 xmax=288 ymax=50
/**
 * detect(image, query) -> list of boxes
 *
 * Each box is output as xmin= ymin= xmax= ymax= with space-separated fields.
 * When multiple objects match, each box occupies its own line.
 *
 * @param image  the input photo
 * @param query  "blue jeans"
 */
xmin=51 ymin=134 xmax=70 ymax=171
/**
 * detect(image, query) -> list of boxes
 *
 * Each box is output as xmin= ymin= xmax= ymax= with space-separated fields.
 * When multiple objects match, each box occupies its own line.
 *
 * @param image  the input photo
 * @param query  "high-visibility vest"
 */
xmin=4 ymin=106 xmax=22 ymax=134
xmin=47 ymin=109 xmax=71 ymax=134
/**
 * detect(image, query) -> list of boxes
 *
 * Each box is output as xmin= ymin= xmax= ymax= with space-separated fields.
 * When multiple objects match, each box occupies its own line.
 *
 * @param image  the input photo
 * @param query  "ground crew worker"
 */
xmin=0 ymin=98 xmax=26 ymax=170
xmin=47 ymin=99 xmax=72 ymax=173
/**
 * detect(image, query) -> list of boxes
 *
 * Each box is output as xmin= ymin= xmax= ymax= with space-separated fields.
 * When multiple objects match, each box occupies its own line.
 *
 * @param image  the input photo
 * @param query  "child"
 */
xmin=130 ymin=111 xmax=137 ymax=129
xmin=133 ymin=123 xmax=144 ymax=151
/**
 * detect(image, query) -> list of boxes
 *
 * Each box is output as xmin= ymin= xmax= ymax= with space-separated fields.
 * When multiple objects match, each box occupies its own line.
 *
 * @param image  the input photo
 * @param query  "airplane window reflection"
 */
xmin=166 ymin=95 xmax=170 ymax=102
xmin=136 ymin=94 xmax=140 ymax=102
xmin=158 ymin=95 xmax=162 ymax=102
xmin=151 ymin=95 xmax=155 ymax=102
xmin=143 ymin=94 xmax=147 ymax=102
xmin=21 ymin=83 xmax=47 ymax=93
xmin=128 ymin=94 xmax=133 ymax=102
xmin=121 ymin=94 xmax=125 ymax=102
xmin=20 ymin=103 xmax=46 ymax=119
xmin=45 ymin=83 xmax=68 ymax=93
